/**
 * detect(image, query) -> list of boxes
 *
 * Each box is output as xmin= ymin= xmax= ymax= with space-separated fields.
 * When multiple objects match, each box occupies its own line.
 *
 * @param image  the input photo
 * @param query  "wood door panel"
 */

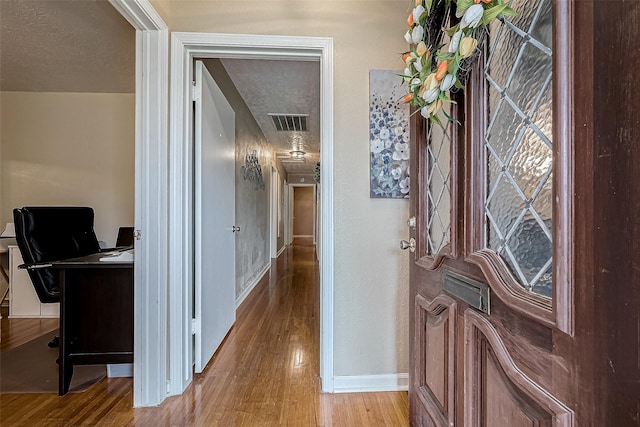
xmin=464 ymin=309 xmax=573 ymax=427
xmin=414 ymin=294 xmax=456 ymax=426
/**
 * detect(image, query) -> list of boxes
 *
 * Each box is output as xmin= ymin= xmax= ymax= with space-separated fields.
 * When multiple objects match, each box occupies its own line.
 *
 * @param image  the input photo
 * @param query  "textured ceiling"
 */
xmin=221 ymin=59 xmax=320 ymax=175
xmin=0 ymin=1 xmax=320 ymax=176
xmin=0 ymin=0 xmax=135 ymax=93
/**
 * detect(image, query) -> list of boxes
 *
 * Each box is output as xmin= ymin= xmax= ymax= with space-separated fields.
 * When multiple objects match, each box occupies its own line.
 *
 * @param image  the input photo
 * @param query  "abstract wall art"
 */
xmin=369 ymin=70 xmax=410 ymax=199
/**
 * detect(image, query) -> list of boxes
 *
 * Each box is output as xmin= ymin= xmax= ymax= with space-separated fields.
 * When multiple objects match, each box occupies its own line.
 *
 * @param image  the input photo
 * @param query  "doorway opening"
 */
xmin=169 ymin=33 xmax=335 ymax=395
xmin=289 ymin=184 xmax=318 ymax=246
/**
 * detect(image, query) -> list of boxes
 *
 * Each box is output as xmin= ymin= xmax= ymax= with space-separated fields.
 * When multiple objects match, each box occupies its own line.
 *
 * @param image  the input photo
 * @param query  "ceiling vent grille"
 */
xmin=269 ymin=114 xmax=308 ymax=132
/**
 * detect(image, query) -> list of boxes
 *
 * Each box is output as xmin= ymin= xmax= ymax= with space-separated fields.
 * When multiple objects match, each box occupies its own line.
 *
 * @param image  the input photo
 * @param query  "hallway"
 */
xmin=1 ymin=241 xmax=408 ymax=426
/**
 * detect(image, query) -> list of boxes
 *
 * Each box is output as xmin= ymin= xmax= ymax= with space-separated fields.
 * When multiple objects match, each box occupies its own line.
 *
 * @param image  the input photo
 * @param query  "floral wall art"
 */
xmin=369 ymin=70 xmax=410 ymax=199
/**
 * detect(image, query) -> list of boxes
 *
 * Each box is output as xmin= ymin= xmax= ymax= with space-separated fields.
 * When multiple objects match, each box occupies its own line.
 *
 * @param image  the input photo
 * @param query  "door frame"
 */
xmin=270 ymin=165 xmax=279 ymax=258
xmin=108 ymin=0 xmax=168 ymax=407
xmin=169 ymin=33 xmax=335 ymax=394
xmin=289 ymin=183 xmax=317 ymax=242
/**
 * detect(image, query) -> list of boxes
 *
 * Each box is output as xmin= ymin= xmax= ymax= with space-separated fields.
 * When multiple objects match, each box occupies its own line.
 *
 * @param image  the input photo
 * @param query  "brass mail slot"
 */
xmin=442 ymin=270 xmax=490 ymax=315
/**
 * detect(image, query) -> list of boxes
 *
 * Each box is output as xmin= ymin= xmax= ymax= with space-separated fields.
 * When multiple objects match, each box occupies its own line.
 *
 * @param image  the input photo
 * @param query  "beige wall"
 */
xmin=168 ymin=1 xmax=410 ymax=377
xmin=0 ymin=91 xmax=135 ymax=247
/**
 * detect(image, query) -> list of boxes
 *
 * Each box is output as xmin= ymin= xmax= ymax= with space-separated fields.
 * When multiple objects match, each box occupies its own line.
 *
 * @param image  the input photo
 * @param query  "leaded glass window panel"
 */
xmin=484 ymin=0 xmax=553 ymax=297
xmin=426 ymin=111 xmax=451 ymax=256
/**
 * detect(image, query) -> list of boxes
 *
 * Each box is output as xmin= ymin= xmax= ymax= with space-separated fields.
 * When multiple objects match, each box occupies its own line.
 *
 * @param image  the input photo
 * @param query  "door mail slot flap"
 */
xmin=442 ymin=270 xmax=490 ymax=315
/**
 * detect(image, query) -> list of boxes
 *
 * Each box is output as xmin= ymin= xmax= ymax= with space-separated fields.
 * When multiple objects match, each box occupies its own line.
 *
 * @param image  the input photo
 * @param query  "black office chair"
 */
xmin=13 ymin=207 xmax=102 ymax=347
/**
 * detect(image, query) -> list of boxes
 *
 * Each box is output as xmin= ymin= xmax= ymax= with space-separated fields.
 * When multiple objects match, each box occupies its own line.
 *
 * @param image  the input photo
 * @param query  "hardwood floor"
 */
xmin=1 ymin=242 xmax=408 ymax=426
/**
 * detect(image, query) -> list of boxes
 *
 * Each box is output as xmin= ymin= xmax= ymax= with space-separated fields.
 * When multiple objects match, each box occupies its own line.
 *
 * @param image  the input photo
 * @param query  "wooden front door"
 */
xmin=408 ymin=1 xmax=640 ymax=425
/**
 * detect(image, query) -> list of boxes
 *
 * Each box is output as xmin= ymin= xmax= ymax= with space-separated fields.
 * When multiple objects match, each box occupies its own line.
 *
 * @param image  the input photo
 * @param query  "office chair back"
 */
xmin=13 ymin=207 xmax=101 ymax=303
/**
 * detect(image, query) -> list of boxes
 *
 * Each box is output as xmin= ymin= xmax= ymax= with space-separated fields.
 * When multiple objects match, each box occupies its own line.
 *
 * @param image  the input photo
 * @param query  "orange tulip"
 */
xmin=407 ymin=13 xmax=414 ymax=28
xmin=403 ymin=93 xmax=414 ymax=103
xmin=402 ymin=52 xmax=412 ymax=62
xmin=435 ymin=61 xmax=448 ymax=81
xmin=474 ymin=0 xmax=492 ymax=3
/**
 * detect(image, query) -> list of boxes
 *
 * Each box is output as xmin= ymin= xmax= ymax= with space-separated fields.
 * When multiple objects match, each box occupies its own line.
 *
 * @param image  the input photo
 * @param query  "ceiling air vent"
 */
xmin=269 ymin=113 xmax=308 ymax=132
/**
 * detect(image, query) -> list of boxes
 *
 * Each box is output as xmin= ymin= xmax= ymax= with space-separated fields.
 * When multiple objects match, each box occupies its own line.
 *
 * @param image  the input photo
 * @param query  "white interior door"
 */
xmin=194 ymin=60 xmax=236 ymax=373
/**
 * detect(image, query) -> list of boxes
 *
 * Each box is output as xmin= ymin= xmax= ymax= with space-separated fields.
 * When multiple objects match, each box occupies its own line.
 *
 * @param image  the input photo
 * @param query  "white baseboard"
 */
xmin=333 ymin=373 xmax=409 ymax=393
xmin=293 ymin=234 xmax=314 ymax=238
xmin=235 ymin=263 xmax=270 ymax=308
xmin=276 ymin=245 xmax=286 ymax=257
xmin=107 ymin=363 xmax=133 ymax=378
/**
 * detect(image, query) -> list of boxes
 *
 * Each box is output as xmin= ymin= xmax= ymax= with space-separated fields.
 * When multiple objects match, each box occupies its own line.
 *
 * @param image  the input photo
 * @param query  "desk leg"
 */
xmin=58 ymin=269 xmax=73 ymax=396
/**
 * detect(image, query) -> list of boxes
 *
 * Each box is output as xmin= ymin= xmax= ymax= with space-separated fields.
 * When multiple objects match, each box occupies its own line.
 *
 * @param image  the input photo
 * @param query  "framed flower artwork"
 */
xmin=369 ymin=70 xmax=410 ymax=199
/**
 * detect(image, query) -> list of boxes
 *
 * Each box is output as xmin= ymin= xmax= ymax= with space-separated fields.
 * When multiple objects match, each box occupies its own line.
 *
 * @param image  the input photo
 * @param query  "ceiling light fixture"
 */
xmin=289 ymin=150 xmax=306 ymax=159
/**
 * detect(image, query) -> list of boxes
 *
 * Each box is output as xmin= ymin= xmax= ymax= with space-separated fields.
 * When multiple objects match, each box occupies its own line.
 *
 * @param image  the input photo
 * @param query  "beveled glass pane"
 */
xmin=485 ymin=0 xmax=553 ymax=297
xmin=507 ymin=43 xmax=552 ymax=116
xmin=504 ymin=211 xmax=552 ymax=287
xmin=486 ymin=25 xmax=526 ymax=92
xmin=531 ymin=82 xmax=553 ymax=141
xmin=509 ymin=0 xmax=543 ymax=34
xmin=532 ymin=174 xmax=552 ymax=228
xmin=426 ymin=111 xmax=451 ymax=257
xmin=532 ymin=264 xmax=552 ymax=298
xmin=487 ymin=101 xmax=524 ymax=164
xmin=530 ymin=0 xmax=553 ymax=49
xmin=508 ymin=128 xmax=553 ymax=199
xmin=486 ymin=175 xmax=526 ymax=247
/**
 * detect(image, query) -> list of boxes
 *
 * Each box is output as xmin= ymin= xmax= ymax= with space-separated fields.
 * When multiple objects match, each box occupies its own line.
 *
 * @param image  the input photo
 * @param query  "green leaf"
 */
xmin=456 ymin=0 xmax=474 ymax=17
xmin=425 ymin=0 xmax=433 ymax=14
xmin=425 ymin=55 xmax=433 ymax=72
xmin=437 ymin=51 xmax=454 ymax=62
xmin=482 ymin=4 xmax=517 ymax=24
xmin=445 ymin=23 xmax=460 ymax=37
xmin=454 ymin=79 xmax=465 ymax=90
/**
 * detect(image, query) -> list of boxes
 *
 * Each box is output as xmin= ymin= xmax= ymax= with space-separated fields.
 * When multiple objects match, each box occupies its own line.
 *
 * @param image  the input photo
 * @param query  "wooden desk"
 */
xmin=49 ymin=252 xmax=133 ymax=396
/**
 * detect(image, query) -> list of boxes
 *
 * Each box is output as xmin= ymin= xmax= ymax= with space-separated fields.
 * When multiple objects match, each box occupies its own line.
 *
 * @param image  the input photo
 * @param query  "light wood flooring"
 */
xmin=1 ymin=241 xmax=408 ymax=426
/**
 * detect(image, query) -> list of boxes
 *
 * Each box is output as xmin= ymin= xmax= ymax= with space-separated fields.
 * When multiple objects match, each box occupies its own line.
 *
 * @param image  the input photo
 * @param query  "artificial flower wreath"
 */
xmin=403 ymin=0 xmax=516 ymax=122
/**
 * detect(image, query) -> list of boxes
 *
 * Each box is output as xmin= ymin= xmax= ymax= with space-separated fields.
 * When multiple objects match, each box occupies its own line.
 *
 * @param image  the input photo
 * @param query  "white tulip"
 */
xmin=413 ymin=5 xmax=425 ymax=23
xmin=422 ymin=88 xmax=439 ymax=104
xmin=448 ymin=30 xmax=462 ymax=53
xmin=411 ymin=25 xmax=424 ymax=44
xmin=420 ymin=105 xmax=431 ymax=119
xmin=440 ymin=74 xmax=457 ymax=91
xmin=414 ymin=60 xmax=423 ymax=72
xmin=461 ymin=4 xmax=484 ymax=29
xmin=410 ymin=78 xmax=422 ymax=91
xmin=404 ymin=30 xmax=412 ymax=44
xmin=403 ymin=67 xmax=411 ymax=83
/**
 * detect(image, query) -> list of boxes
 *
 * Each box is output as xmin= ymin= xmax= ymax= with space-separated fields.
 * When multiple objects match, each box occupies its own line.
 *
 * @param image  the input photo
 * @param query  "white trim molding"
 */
xmin=169 ymin=33 xmax=335 ymax=395
xmin=109 ymin=0 xmax=169 ymax=408
xmin=333 ymin=374 xmax=409 ymax=393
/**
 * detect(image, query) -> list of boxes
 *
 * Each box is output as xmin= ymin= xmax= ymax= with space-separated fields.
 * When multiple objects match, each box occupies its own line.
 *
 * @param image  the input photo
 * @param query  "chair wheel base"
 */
xmin=48 ymin=336 xmax=59 ymax=348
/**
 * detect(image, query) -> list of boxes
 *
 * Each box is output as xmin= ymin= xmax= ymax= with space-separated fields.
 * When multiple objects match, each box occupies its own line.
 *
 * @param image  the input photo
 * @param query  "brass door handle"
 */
xmin=400 ymin=238 xmax=416 ymax=252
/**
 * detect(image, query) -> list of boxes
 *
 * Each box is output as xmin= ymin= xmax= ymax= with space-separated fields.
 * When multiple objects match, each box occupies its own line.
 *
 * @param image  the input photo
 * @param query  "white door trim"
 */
xmin=270 ymin=166 xmax=279 ymax=258
xmin=108 ymin=0 xmax=169 ymax=407
xmin=169 ymin=32 xmax=335 ymax=394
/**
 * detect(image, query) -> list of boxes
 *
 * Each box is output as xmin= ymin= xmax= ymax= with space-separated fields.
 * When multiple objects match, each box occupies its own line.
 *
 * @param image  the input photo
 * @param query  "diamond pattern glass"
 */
xmin=426 ymin=110 xmax=451 ymax=256
xmin=484 ymin=0 xmax=553 ymax=296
